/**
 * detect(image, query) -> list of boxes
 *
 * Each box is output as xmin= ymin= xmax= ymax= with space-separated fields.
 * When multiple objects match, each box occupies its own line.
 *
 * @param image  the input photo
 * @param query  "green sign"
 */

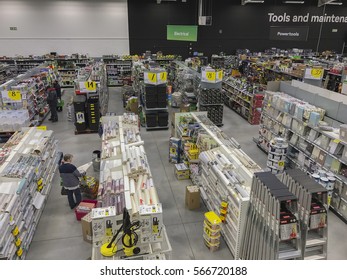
xmin=167 ymin=25 xmax=198 ymax=42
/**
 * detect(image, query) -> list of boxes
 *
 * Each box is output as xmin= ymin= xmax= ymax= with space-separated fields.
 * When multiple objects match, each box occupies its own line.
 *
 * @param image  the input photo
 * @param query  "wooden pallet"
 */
xmin=74 ymin=129 xmax=98 ymax=135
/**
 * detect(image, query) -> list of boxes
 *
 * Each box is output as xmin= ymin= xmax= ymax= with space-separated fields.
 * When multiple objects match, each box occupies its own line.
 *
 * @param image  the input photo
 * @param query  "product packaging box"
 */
xmin=139 ymin=203 xmax=163 ymax=243
xmin=169 ymin=137 xmax=181 ymax=163
xmin=81 ymin=212 xmax=93 ymax=244
xmin=340 ymin=124 xmax=347 ymax=142
xmin=174 ymin=163 xmax=190 ymax=180
xmin=185 ymin=185 xmax=200 ymax=210
xmin=91 ymin=206 xmax=118 ymax=247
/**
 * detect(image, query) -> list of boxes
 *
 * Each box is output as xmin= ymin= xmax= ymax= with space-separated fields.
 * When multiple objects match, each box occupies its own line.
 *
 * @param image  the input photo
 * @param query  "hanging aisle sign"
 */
xmin=1 ymin=90 xmax=22 ymax=103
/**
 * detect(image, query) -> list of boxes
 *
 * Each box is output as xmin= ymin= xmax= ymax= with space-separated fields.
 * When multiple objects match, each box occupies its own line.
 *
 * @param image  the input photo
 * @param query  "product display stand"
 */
xmin=258 ymin=80 xmax=347 ymax=223
xmin=173 ymin=111 xmax=262 ymax=259
xmin=102 ymin=55 xmax=132 ymax=86
xmin=0 ymin=127 xmax=58 ymax=259
xmin=91 ymin=114 xmax=171 ymax=260
xmin=279 ymin=169 xmax=328 ymax=260
xmin=73 ymin=62 xmax=108 ymax=134
xmin=241 ymin=172 xmax=301 ymax=260
xmin=142 ymin=68 xmax=169 ymax=130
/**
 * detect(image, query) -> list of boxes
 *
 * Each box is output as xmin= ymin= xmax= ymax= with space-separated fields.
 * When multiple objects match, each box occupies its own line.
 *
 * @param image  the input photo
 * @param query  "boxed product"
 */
xmin=339 ymin=124 xmax=347 ymax=142
xmin=75 ymin=199 xmax=97 ymax=221
xmin=174 ymin=163 xmax=190 ymax=180
xmin=139 ymin=203 xmax=163 ymax=243
xmin=81 ymin=212 xmax=93 ymax=244
xmin=185 ymin=185 xmax=200 ymax=210
xmin=91 ymin=206 xmax=118 ymax=247
xmin=169 ymin=137 xmax=181 ymax=163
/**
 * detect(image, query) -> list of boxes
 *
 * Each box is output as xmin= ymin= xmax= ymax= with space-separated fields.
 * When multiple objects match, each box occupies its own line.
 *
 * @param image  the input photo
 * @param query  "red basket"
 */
xmin=75 ymin=199 xmax=97 ymax=221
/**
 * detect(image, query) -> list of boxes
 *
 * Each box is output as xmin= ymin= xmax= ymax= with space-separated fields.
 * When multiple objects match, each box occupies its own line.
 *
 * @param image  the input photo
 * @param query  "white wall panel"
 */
xmin=0 ymin=0 xmax=129 ymax=56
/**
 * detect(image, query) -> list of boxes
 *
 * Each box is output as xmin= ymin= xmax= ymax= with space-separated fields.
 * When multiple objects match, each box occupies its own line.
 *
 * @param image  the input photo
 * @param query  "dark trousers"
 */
xmin=50 ymin=104 xmax=58 ymax=121
xmin=67 ymin=188 xmax=81 ymax=209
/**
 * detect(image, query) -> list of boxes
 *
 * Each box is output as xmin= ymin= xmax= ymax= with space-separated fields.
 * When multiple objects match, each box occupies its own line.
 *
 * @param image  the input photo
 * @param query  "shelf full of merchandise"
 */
xmin=257 ymin=80 xmax=347 ymax=223
xmin=0 ymin=64 xmax=15 ymax=85
xmin=102 ymin=55 xmax=133 ymax=86
xmin=0 ymin=127 xmax=58 ymax=259
xmin=91 ymin=114 xmax=172 ymax=260
xmin=0 ymin=63 xmax=59 ymax=137
xmin=222 ymin=77 xmax=264 ymax=125
xmin=173 ymin=111 xmax=262 ymax=259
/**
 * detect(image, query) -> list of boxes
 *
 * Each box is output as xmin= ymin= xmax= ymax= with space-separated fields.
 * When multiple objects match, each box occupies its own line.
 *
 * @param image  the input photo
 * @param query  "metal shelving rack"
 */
xmin=241 ymin=172 xmax=302 ymax=260
xmin=280 ymin=169 xmax=328 ymax=260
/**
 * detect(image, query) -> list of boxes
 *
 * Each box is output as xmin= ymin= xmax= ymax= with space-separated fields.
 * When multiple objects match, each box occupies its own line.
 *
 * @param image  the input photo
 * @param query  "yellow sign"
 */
xmin=12 ymin=226 xmax=19 ymax=237
xmin=84 ymin=81 xmax=97 ymax=91
xmin=311 ymin=68 xmax=323 ymax=79
xmin=205 ymin=71 xmax=216 ymax=81
xmin=217 ymin=70 xmax=223 ymax=80
xmin=8 ymin=90 xmax=21 ymax=101
xmin=278 ymin=161 xmax=285 ymax=167
xmin=147 ymin=72 xmax=157 ymax=83
xmin=16 ymin=247 xmax=23 ymax=257
xmin=36 ymin=126 xmax=47 ymax=131
xmin=15 ymin=238 xmax=22 ymax=247
xmin=159 ymin=72 xmax=167 ymax=82
xmin=333 ymin=139 xmax=341 ymax=144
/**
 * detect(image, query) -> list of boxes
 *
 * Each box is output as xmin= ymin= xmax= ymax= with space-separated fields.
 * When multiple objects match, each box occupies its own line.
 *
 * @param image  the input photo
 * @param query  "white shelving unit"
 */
xmin=92 ymin=114 xmax=171 ymax=260
xmin=173 ymin=111 xmax=262 ymax=259
xmin=0 ymin=127 xmax=58 ymax=260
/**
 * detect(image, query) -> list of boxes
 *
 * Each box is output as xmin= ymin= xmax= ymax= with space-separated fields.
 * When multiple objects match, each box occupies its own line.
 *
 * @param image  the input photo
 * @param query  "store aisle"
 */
xmin=27 ymin=88 xmax=347 ymax=260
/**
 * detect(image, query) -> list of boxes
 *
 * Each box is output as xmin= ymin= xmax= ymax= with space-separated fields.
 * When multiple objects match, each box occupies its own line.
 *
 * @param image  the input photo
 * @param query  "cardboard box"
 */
xmin=175 ymin=163 xmax=190 ymax=180
xmin=139 ymin=203 xmax=163 ymax=243
xmin=81 ymin=212 xmax=93 ymax=244
xmin=91 ymin=206 xmax=118 ymax=247
xmin=185 ymin=185 xmax=200 ymax=210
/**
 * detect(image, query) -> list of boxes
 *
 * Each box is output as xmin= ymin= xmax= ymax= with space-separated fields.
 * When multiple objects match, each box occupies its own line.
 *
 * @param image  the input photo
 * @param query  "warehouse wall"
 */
xmin=128 ymin=0 xmax=347 ymax=58
xmin=0 ymin=0 xmax=129 ymax=57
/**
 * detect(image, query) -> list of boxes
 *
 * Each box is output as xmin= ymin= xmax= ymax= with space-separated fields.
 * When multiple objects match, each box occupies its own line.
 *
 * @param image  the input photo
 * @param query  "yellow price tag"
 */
xmin=170 ymin=148 xmax=176 ymax=154
xmin=15 ymin=238 xmax=22 ymax=247
xmin=36 ymin=126 xmax=47 ymax=131
xmin=159 ymin=72 xmax=167 ymax=82
xmin=333 ymin=139 xmax=341 ymax=144
xmin=16 ymin=247 xmax=23 ymax=257
xmin=218 ymin=70 xmax=223 ymax=80
xmin=147 ymin=72 xmax=157 ymax=83
xmin=278 ymin=161 xmax=285 ymax=167
xmin=311 ymin=68 xmax=323 ymax=79
xmin=205 ymin=71 xmax=216 ymax=81
xmin=327 ymin=195 xmax=331 ymax=206
xmin=12 ymin=226 xmax=19 ymax=237
xmin=8 ymin=90 xmax=21 ymax=101
xmin=84 ymin=81 xmax=97 ymax=91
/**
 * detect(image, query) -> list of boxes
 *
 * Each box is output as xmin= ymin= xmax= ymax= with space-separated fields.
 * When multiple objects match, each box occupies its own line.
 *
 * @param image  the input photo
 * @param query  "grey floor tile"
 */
xmin=327 ymin=211 xmax=347 ymax=260
xmin=183 ymin=222 xmax=233 ymax=260
xmin=27 ymin=236 xmax=92 ymax=260
xmin=165 ymin=224 xmax=194 ymax=260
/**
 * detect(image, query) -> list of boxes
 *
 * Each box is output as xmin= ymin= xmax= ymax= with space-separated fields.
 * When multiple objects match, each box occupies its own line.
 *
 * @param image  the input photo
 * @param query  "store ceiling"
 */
xmin=241 ymin=0 xmax=343 ymax=5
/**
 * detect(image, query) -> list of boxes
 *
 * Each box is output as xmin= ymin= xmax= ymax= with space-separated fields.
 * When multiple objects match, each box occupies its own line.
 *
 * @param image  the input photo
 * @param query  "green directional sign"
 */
xmin=167 ymin=25 xmax=198 ymax=42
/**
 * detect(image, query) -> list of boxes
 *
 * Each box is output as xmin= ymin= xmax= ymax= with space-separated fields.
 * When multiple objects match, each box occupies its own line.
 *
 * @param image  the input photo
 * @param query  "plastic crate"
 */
xmin=75 ymin=199 xmax=97 ymax=221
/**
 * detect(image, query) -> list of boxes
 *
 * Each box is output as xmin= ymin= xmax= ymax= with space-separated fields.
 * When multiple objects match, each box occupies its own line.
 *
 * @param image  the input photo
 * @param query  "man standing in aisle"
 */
xmin=59 ymin=154 xmax=85 ymax=209
xmin=53 ymin=80 xmax=62 ymax=100
xmin=46 ymin=87 xmax=58 ymax=122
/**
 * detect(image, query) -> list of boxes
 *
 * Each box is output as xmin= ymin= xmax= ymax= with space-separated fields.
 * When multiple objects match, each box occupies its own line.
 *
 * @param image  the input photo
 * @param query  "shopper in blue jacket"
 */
xmin=59 ymin=154 xmax=85 ymax=209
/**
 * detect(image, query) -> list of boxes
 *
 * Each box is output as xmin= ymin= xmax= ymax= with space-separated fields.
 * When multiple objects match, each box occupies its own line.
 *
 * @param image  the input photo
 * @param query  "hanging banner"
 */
xmin=167 ymin=25 xmax=198 ymax=42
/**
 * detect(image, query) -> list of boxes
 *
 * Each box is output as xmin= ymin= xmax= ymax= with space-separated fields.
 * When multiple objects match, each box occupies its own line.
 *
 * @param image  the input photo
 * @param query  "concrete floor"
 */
xmin=26 ymin=87 xmax=347 ymax=260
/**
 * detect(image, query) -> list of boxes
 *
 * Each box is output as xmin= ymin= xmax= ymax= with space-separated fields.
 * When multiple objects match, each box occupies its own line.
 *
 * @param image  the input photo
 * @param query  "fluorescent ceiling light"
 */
xmin=327 ymin=2 xmax=343 ymax=4
xmin=283 ymin=1 xmax=305 ymax=3
xmin=244 ymin=0 xmax=264 ymax=3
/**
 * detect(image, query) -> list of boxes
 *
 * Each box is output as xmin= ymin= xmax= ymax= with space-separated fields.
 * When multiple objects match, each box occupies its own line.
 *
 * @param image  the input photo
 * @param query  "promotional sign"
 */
xmin=1 ymin=90 xmax=22 ymax=103
xmin=79 ymin=81 xmax=97 ymax=92
xmin=269 ymin=26 xmax=309 ymax=41
xmin=144 ymin=71 xmax=167 ymax=85
xmin=201 ymin=69 xmax=223 ymax=83
xmin=167 ymin=25 xmax=198 ymax=42
xmin=304 ymin=68 xmax=324 ymax=80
